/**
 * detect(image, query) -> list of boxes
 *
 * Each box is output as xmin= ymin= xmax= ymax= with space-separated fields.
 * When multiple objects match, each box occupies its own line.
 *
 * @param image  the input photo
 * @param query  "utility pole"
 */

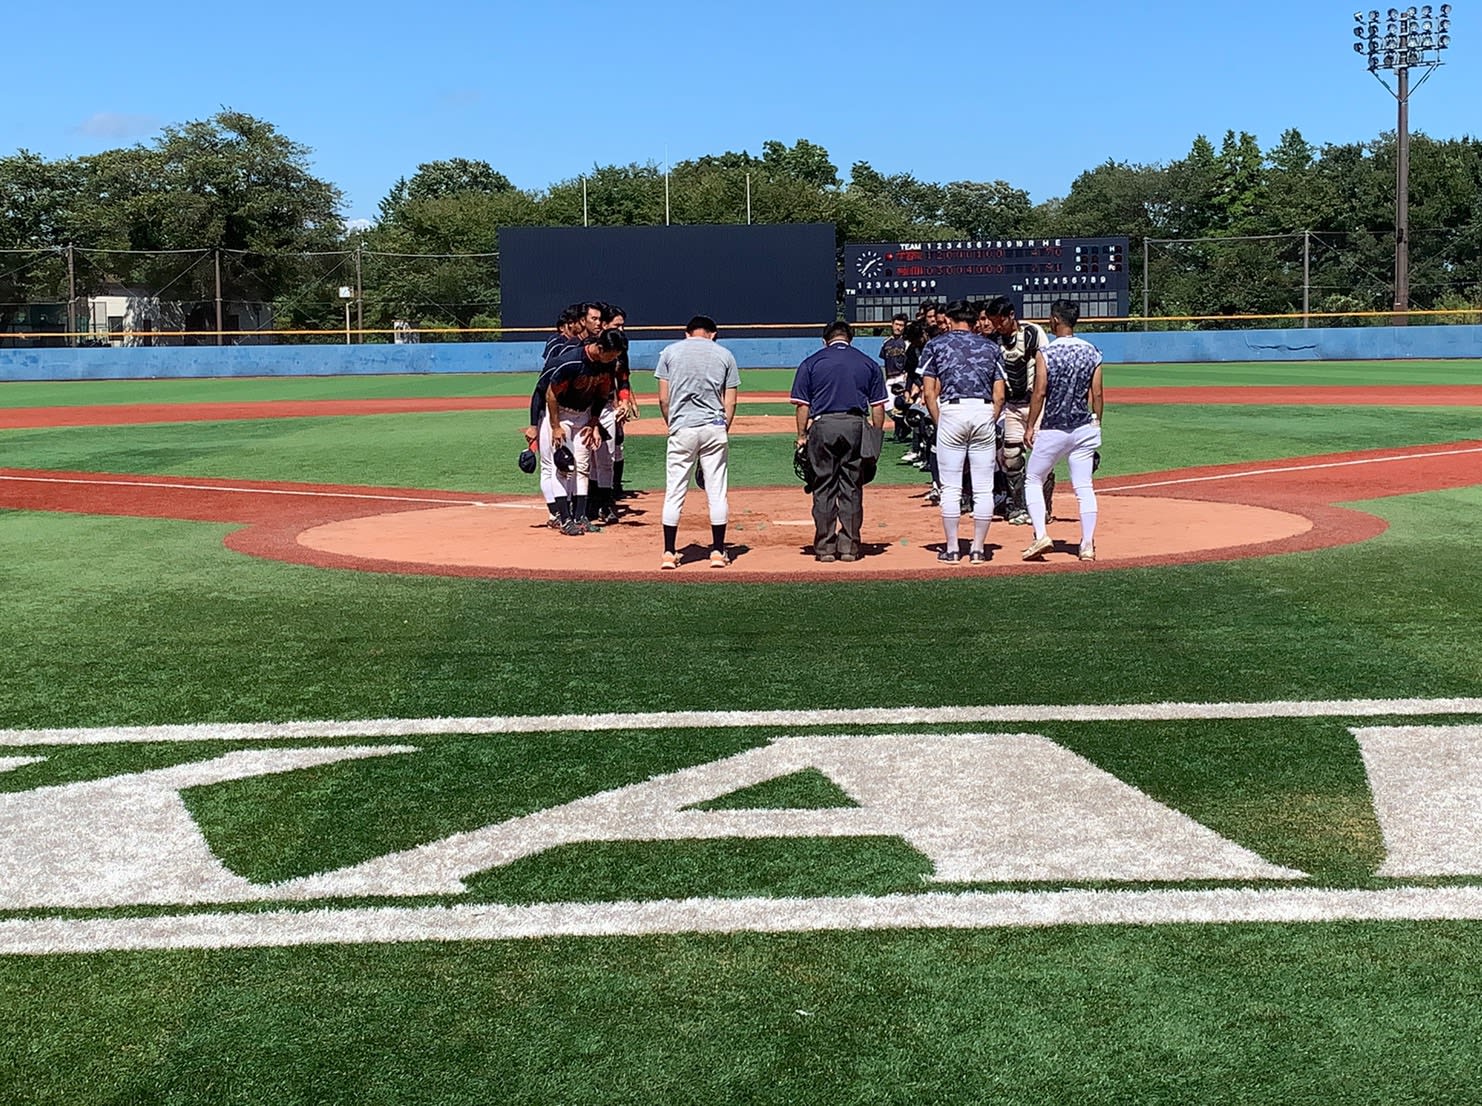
xmin=1353 ymin=5 xmax=1452 ymax=326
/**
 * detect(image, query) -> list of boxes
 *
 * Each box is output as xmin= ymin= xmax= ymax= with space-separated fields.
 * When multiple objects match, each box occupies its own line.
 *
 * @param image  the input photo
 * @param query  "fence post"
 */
xmin=214 ymin=249 xmax=223 ymax=347
xmin=66 ymin=244 xmax=77 ymax=346
xmin=355 ymin=244 xmax=364 ymax=344
xmin=1141 ymin=237 xmax=1150 ymax=332
xmin=1302 ymin=231 xmax=1310 ymax=329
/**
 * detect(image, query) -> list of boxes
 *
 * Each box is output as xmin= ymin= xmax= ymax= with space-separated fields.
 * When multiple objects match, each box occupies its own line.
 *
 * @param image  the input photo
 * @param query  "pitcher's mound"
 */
xmin=287 ymin=484 xmax=1312 ymax=582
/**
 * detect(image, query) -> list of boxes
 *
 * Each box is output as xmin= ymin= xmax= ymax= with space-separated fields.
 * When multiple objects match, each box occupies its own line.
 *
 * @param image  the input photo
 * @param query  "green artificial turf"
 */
xmin=3 ymin=380 xmax=1482 ymax=1105
xmin=1 ymin=357 xmax=1478 ymax=409
xmin=0 ymin=404 xmax=1478 ymax=495
xmin=3 ymin=925 xmax=1482 ymax=1105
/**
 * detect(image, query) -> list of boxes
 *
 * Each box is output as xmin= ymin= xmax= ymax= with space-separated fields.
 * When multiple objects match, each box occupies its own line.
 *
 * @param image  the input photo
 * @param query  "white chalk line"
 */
xmin=3 ymin=697 xmax=1481 ymax=747
xmin=1108 ymin=444 xmax=1482 ymax=493
xmin=0 ymin=473 xmax=481 ymax=507
xmin=5 ymin=885 xmax=1482 ymax=955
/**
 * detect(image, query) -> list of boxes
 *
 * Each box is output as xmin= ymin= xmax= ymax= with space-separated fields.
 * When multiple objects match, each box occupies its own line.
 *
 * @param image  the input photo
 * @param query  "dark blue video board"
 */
xmin=844 ymin=237 xmax=1129 ymax=323
xmin=500 ymin=223 xmax=836 ymax=338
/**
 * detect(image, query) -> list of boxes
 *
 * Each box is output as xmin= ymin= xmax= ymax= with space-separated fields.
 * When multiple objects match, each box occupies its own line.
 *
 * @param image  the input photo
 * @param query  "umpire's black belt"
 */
xmin=815 ymin=409 xmax=868 ymax=418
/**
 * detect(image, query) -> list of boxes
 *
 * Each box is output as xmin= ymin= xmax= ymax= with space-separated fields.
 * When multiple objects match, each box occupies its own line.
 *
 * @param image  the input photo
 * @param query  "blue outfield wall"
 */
xmin=2 ymin=325 xmax=1480 ymax=381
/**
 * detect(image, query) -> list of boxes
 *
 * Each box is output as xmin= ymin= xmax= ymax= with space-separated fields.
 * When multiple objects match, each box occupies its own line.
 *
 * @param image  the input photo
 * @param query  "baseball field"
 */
xmin=3 ymin=358 xmax=1482 ymax=1104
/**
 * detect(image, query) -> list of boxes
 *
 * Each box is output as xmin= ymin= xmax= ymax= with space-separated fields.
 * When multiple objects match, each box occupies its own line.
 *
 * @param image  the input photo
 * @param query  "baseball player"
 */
xmin=526 ymin=305 xmax=587 ymax=526
xmin=590 ymin=303 xmax=639 ymax=524
xmin=982 ymin=295 xmax=1048 ymax=525
xmin=1022 ymin=299 xmax=1104 ymax=563
xmin=543 ymin=326 xmax=629 ymax=534
xmin=655 ymin=315 xmax=739 ymax=569
xmin=920 ymin=300 xmax=1006 ymax=564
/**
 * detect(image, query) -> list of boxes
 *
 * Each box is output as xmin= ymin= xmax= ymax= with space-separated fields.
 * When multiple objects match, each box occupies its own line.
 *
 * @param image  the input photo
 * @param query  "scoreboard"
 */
xmin=844 ymin=237 xmax=1130 ymax=323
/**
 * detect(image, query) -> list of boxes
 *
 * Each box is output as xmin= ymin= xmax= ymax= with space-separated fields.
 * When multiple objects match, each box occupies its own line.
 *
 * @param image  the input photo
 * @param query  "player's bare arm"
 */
xmin=723 ymin=385 xmax=738 ymax=431
xmin=1089 ymin=365 xmax=1104 ymax=422
xmin=923 ymin=375 xmax=942 ymax=426
xmin=1025 ymin=360 xmax=1048 ymax=448
xmin=657 ymin=379 xmax=672 ymax=426
xmin=546 ymin=385 xmax=565 ymax=444
xmin=991 ymin=378 xmax=1006 ymax=424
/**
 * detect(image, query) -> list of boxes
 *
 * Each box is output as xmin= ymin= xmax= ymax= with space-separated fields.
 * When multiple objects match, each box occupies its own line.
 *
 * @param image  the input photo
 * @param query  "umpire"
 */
xmin=790 ymin=321 xmax=887 ymax=562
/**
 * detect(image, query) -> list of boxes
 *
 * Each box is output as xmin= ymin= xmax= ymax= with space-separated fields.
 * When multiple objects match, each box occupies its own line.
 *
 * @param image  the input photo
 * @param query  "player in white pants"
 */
xmin=1022 ymin=299 xmax=1105 ymax=562
xmin=655 ymin=315 xmax=740 ymax=569
xmin=920 ymin=300 xmax=1007 ymax=564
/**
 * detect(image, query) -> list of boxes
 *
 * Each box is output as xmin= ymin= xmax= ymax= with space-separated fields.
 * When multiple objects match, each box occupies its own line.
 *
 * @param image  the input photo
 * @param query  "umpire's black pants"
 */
xmin=807 ymin=414 xmax=865 ymax=558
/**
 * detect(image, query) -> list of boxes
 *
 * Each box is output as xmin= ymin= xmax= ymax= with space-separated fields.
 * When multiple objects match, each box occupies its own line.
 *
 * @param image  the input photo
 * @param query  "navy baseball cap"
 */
xmin=517 ymin=448 xmax=537 ymax=474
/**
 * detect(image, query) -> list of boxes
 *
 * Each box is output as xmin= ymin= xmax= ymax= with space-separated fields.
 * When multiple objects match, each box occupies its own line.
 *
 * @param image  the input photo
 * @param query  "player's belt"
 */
xmin=944 ymin=398 xmax=989 ymax=405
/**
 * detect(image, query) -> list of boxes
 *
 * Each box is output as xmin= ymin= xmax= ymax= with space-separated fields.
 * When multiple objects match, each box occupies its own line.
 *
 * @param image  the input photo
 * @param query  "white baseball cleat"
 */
xmin=1078 ymin=542 xmax=1096 ymax=562
xmin=1021 ymin=536 xmax=1054 ymax=561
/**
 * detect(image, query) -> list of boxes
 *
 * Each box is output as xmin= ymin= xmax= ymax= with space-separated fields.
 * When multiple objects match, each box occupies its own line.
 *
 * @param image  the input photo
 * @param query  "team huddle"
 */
xmin=520 ymin=296 xmax=1104 ymax=568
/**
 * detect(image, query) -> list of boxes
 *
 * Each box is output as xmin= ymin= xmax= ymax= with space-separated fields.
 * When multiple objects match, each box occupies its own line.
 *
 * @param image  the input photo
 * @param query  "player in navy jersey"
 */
xmin=1022 ymin=299 xmax=1104 ymax=563
xmin=542 ymin=327 xmax=629 ymax=535
xmin=590 ymin=303 xmax=638 ymax=523
xmin=526 ymin=304 xmax=588 ymax=525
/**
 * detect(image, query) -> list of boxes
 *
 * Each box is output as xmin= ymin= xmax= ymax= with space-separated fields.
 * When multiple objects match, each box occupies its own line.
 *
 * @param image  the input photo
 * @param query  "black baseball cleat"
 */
xmin=937 ymin=549 xmax=961 ymax=564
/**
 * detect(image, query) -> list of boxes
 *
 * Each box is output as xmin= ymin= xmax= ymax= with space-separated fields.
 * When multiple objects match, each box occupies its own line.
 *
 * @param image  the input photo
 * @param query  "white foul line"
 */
xmin=2 ymin=697 xmax=1481 ymax=747
xmin=1108 ymin=444 xmax=1482 ymax=494
xmin=5 ymin=885 xmax=1482 ymax=955
xmin=0 ymin=473 xmax=480 ymax=507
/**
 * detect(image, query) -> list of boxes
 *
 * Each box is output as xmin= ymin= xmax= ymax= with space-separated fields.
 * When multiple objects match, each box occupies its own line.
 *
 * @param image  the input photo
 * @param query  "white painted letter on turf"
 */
xmin=0 ymin=746 xmax=416 ymax=909
xmin=1353 ymin=724 xmax=1482 ymax=877
xmin=279 ymin=734 xmax=1303 ymax=899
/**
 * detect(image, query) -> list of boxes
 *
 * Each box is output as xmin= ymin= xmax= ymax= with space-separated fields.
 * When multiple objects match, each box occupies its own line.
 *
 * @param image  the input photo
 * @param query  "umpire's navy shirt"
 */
xmin=790 ymin=341 xmax=888 ymax=415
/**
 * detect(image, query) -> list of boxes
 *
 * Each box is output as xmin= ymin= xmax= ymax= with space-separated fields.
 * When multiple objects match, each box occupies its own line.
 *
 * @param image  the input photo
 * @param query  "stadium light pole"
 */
xmin=1353 ymin=5 xmax=1452 ymax=325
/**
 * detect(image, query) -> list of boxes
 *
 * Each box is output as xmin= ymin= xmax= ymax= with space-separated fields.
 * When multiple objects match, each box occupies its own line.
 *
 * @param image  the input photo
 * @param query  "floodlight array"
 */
xmin=1353 ymin=5 xmax=1452 ymax=71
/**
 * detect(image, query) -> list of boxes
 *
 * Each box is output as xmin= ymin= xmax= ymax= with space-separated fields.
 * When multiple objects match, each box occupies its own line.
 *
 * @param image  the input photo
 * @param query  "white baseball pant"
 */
xmin=661 ymin=423 xmax=730 ymax=526
xmin=1026 ymin=421 xmax=1102 ymax=544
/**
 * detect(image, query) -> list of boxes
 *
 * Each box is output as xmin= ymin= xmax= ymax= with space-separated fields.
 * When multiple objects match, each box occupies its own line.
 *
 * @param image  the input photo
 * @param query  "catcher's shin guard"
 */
xmin=1005 ymin=464 xmax=1027 ymax=516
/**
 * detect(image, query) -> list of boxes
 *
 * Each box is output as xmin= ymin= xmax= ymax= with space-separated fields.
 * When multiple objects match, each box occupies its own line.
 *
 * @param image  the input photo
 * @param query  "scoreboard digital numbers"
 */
xmin=844 ymin=237 xmax=1130 ymax=323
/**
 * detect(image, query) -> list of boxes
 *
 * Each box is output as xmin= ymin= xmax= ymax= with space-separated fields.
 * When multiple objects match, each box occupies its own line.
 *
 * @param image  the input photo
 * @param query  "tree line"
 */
xmin=3 ymin=110 xmax=1480 ymax=335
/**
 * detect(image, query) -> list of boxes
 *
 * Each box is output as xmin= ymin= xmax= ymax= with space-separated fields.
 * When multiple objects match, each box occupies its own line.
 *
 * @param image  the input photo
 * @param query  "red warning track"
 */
xmin=2 ymin=384 xmax=1481 ymax=430
xmin=2 ymin=440 xmax=1479 ymax=582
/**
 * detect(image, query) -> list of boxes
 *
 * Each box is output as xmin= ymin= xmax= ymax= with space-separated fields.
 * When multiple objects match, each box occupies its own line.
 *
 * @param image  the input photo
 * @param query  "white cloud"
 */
xmin=346 ymin=218 xmax=375 ymax=232
xmin=72 ymin=113 xmax=161 ymax=140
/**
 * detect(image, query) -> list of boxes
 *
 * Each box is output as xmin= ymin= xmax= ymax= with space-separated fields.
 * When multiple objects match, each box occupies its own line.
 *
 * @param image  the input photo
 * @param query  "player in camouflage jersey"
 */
xmin=983 ymin=295 xmax=1048 ymax=525
xmin=920 ymin=300 xmax=1006 ymax=564
xmin=1022 ymin=299 xmax=1104 ymax=563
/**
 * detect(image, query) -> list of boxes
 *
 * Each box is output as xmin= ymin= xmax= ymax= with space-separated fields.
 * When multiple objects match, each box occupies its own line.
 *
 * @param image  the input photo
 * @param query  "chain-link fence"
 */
xmin=4 ymin=229 xmax=1481 ymax=346
xmin=1134 ymin=228 xmax=1482 ymax=331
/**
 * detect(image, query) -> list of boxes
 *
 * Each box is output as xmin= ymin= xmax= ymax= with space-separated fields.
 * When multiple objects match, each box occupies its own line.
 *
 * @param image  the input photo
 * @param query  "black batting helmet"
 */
xmin=553 ymin=444 xmax=576 ymax=475
xmin=517 ymin=448 xmax=537 ymax=474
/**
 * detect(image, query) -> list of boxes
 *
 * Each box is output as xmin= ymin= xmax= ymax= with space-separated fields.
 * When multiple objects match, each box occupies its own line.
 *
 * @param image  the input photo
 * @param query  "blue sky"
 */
xmin=4 ymin=0 xmax=1476 ymax=225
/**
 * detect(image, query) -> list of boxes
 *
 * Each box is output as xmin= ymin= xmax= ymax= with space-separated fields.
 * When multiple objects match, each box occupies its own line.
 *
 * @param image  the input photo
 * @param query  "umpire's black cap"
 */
xmin=517 ymin=448 xmax=537 ymax=474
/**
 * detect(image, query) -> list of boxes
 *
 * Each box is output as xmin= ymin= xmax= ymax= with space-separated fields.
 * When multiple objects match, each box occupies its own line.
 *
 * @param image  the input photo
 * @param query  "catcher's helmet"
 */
xmin=793 ymin=443 xmax=816 ymax=493
xmin=517 ymin=448 xmax=537 ymax=474
xmin=553 ymin=444 xmax=576 ymax=475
